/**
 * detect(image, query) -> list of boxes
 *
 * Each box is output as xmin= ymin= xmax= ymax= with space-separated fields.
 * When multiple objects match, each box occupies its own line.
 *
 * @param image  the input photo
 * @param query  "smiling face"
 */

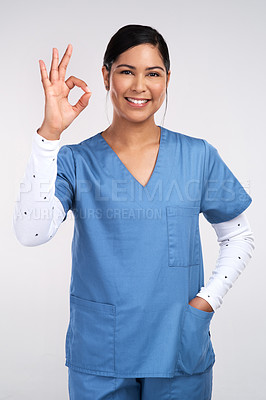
xmin=102 ymin=43 xmax=171 ymax=124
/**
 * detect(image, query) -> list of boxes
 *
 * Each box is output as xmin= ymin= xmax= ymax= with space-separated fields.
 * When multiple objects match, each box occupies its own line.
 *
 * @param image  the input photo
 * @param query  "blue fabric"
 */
xmin=200 ymin=139 xmax=252 ymax=223
xmin=54 ymin=126 xmax=252 ymax=378
xmin=68 ymin=366 xmax=213 ymax=399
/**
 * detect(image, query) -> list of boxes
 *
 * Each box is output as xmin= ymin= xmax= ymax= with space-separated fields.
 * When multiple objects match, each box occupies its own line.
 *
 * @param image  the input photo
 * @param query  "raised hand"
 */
xmin=38 ymin=44 xmax=92 ymax=140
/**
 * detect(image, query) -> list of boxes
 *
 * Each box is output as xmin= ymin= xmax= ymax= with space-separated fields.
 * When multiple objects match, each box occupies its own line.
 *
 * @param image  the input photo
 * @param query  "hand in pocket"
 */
xmin=177 ymin=304 xmax=215 ymax=375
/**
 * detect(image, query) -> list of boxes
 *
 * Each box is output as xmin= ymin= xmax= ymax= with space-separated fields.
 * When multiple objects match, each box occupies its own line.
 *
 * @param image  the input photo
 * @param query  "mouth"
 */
xmin=125 ymin=97 xmax=151 ymax=107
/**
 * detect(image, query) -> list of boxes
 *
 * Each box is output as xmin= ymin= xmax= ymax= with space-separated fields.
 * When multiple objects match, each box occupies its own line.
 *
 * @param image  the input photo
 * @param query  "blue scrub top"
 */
xmin=55 ymin=126 xmax=252 ymax=378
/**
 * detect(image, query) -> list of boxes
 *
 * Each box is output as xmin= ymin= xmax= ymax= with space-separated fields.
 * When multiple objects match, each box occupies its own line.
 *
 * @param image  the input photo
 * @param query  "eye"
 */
xmin=120 ymin=70 xmax=160 ymax=77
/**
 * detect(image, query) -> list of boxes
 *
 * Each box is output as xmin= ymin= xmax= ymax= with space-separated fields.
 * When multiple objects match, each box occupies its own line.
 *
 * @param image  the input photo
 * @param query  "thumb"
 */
xmin=72 ymin=91 xmax=92 ymax=116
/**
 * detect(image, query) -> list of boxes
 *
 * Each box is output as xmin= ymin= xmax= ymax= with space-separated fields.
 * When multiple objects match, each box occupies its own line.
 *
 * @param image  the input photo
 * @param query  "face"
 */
xmin=102 ymin=44 xmax=171 ymax=123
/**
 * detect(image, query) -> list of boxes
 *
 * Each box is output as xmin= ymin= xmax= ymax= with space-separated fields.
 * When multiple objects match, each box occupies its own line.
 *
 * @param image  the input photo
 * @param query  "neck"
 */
xmin=102 ymin=117 xmax=161 ymax=150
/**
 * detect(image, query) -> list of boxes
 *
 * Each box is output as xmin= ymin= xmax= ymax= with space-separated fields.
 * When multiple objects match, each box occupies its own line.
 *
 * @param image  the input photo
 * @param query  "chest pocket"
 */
xmin=166 ymin=205 xmax=200 ymax=267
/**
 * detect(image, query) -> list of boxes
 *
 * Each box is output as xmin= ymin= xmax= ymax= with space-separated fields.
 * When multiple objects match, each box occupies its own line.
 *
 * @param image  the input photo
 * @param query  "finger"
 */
xmin=39 ymin=60 xmax=51 ymax=91
xmin=49 ymin=47 xmax=59 ymax=83
xmin=65 ymin=75 xmax=91 ymax=93
xmin=72 ymin=92 xmax=92 ymax=116
xmin=58 ymin=44 xmax=73 ymax=82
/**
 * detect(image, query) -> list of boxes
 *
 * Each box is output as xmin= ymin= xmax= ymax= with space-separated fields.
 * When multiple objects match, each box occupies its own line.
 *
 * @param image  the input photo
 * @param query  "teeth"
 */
xmin=127 ymin=98 xmax=148 ymax=104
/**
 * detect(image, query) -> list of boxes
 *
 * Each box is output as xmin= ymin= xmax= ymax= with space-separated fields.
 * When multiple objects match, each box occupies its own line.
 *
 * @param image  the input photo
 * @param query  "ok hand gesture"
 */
xmin=38 ymin=44 xmax=92 ymax=140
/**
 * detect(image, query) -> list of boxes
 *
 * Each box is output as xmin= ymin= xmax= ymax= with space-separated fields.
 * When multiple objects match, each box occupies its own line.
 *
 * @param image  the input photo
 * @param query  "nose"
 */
xmin=130 ymin=74 xmax=147 ymax=93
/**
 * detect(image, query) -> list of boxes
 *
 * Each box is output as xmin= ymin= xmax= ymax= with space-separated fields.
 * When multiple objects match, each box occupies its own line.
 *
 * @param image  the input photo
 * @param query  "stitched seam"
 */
xmin=68 ymin=145 xmax=76 ymax=211
xmin=200 ymin=139 xmax=207 ymax=214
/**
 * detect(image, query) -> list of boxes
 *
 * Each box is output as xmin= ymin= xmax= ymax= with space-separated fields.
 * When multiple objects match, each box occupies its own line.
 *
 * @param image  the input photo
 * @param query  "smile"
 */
xmin=125 ymin=97 xmax=151 ymax=107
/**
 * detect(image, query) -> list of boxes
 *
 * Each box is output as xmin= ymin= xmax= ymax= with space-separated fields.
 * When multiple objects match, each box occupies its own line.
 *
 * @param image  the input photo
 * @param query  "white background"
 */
xmin=1 ymin=0 xmax=264 ymax=398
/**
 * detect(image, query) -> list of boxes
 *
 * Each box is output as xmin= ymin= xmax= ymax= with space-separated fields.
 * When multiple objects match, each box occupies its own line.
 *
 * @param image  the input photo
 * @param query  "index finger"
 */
xmin=39 ymin=59 xmax=51 ymax=91
xmin=58 ymin=44 xmax=73 ymax=81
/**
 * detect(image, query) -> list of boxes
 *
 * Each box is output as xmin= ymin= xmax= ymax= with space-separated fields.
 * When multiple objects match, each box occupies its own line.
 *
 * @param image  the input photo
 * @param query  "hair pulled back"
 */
xmin=103 ymin=24 xmax=170 ymax=76
xmin=103 ymin=24 xmax=170 ymax=125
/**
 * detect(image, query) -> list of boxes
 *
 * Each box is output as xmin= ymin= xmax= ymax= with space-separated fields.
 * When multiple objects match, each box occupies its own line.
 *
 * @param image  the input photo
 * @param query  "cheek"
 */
xmin=111 ymin=87 xmax=126 ymax=104
xmin=151 ymin=81 xmax=166 ymax=94
xmin=154 ymin=86 xmax=166 ymax=101
xmin=111 ymin=77 xmax=127 ymax=96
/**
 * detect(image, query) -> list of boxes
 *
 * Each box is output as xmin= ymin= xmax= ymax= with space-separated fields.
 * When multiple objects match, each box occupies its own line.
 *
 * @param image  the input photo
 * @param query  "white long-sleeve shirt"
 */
xmin=13 ymin=131 xmax=255 ymax=311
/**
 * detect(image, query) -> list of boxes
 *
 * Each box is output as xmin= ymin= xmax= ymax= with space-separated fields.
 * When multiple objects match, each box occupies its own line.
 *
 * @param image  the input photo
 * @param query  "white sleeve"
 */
xmin=13 ymin=131 xmax=66 ymax=246
xmin=196 ymin=211 xmax=255 ymax=311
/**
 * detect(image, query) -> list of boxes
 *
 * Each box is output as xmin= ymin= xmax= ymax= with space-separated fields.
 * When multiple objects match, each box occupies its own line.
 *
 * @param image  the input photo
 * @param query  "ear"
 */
xmin=102 ymin=65 xmax=110 ymax=90
xmin=166 ymin=70 xmax=171 ymax=89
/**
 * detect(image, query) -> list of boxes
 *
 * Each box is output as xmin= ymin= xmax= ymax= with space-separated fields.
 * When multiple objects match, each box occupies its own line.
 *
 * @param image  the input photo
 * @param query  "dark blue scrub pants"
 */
xmin=68 ymin=366 xmax=213 ymax=400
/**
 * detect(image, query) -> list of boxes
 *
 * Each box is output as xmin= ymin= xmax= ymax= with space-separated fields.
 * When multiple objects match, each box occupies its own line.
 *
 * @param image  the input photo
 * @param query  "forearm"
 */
xmin=13 ymin=131 xmax=66 ymax=246
xmin=196 ymin=212 xmax=255 ymax=312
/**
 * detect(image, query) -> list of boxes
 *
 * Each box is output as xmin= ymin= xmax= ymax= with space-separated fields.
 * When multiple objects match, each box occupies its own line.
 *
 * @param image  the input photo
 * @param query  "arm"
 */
xmin=13 ymin=44 xmax=92 ymax=246
xmin=13 ymin=131 xmax=66 ymax=246
xmin=189 ymin=211 xmax=255 ymax=312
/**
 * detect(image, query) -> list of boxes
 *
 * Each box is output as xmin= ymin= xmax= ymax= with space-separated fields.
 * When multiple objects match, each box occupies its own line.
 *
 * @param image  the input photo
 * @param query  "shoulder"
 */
xmin=77 ymin=131 xmax=100 ymax=147
xmin=164 ymin=126 xmax=206 ymax=151
xmin=59 ymin=131 xmax=100 ymax=155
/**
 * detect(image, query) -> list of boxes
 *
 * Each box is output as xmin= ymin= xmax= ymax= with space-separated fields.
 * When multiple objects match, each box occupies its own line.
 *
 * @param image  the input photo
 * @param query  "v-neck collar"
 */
xmin=97 ymin=125 xmax=166 ymax=191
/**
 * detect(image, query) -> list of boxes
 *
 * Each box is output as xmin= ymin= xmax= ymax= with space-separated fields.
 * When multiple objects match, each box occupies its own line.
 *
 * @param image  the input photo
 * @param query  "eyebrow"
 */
xmin=115 ymin=64 xmax=165 ymax=72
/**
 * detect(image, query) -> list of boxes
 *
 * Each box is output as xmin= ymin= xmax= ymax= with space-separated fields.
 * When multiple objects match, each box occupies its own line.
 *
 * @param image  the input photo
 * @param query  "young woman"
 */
xmin=13 ymin=24 xmax=255 ymax=400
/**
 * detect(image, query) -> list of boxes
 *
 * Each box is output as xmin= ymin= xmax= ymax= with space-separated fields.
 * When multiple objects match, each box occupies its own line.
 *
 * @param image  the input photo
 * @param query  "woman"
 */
xmin=13 ymin=24 xmax=255 ymax=400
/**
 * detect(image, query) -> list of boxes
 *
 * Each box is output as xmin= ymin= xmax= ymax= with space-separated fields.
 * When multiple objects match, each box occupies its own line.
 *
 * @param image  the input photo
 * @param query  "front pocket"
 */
xmin=177 ymin=304 xmax=215 ymax=375
xmin=166 ymin=205 xmax=200 ymax=267
xmin=65 ymin=294 xmax=116 ymax=373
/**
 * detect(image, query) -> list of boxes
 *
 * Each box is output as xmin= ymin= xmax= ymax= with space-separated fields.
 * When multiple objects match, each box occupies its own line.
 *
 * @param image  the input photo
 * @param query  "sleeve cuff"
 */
xmin=196 ymin=292 xmax=221 ymax=312
xmin=32 ymin=130 xmax=62 ymax=157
